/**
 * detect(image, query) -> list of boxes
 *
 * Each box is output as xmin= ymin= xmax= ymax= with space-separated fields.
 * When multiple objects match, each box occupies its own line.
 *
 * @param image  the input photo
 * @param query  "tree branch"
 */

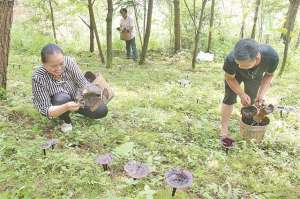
xmin=79 ymin=16 xmax=90 ymax=28
xmin=183 ymin=0 xmax=197 ymax=30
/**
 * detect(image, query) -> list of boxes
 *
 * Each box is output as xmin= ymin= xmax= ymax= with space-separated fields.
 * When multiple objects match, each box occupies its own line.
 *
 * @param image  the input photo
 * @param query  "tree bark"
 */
xmin=240 ymin=0 xmax=245 ymax=39
xmin=139 ymin=0 xmax=153 ymax=65
xmin=106 ymin=0 xmax=113 ymax=68
xmin=143 ymin=0 xmax=147 ymax=37
xmin=251 ymin=0 xmax=261 ymax=39
xmin=133 ymin=0 xmax=143 ymax=47
xmin=295 ymin=31 xmax=300 ymax=49
xmin=88 ymin=2 xmax=94 ymax=53
xmin=174 ymin=0 xmax=181 ymax=53
xmin=88 ymin=0 xmax=105 ymax=64
xmin=79 ymin=16 xmax=94 ymax=53
xmin=192 ymin=0 xmax=208 ymax=69
xmin=279 ymin=0 xmax=300 ymax=76
xmin=207 ymin=0 xmax=215 ymax=52
xmin=258 ymin=0 xmax=264 ymax=42
xmin=0 ymin=0 xmax=14 ymax=91
xmin=48 ymin=0 xmax=58 ymax=43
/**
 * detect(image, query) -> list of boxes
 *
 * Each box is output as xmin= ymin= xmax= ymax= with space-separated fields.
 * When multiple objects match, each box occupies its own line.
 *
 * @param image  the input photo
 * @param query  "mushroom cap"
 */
xmin=124 ymin=160 xmax=151 ymax=179
xmin=241 ymin=106 xmax=257 ymax=118
xmin=221 ymin=137 xmax=235 ymax=148
xmin=165 ymin=168 xmax=193 ymax=189
xmin=96 ymin=154 xmax=113 ymax=165
xmin=41 ymin=139 xmax=58 ymax=149
xmin=263 ymin=104 xmax=274 ymax=114
xmin=76 ymin=84 xmax=104 ymax=111
xmin=84 ymin=71 xmax=96 ymax=83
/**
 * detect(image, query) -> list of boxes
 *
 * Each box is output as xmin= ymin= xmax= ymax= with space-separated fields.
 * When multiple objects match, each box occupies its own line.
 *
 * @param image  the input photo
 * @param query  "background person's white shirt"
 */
xmin=120 ymin=16 xmax=136 ymax=40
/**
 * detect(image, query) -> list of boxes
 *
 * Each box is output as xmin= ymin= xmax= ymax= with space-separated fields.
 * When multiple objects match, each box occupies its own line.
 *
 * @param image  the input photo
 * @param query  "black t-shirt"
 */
xmin=223 ymin=44 xmax=279 ymax=80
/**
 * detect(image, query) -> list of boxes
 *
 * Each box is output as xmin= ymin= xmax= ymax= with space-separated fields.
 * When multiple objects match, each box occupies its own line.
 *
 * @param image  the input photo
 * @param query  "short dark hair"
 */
xmin=120 ymin=8 xmax=127 ymax=14
xmin=233 ymin=39 xmax=259 ymax=61
xmin=41 ymin=43 xmax=63 ymax=63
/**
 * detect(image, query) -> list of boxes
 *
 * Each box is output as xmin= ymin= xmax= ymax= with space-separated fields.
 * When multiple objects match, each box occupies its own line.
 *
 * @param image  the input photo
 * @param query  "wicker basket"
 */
xmin=120 ymin=31 xmax=130 ymax=41
xmin=240 ymin=117 xmax=269 ymax=143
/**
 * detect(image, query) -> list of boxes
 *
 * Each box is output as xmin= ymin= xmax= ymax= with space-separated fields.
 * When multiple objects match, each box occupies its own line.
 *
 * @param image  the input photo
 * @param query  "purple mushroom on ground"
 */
xmin=96 ymin=154 xmax=113 ymax=171
xmin=41 ymin=139 xmax=58 ymax=156
xmin=220 ymin=137 xmax=235 ymax=154
xmin=124 ymin=160 xmax=151 ymax=180
xmin=165 ymin=168 xmax=193 ymax=197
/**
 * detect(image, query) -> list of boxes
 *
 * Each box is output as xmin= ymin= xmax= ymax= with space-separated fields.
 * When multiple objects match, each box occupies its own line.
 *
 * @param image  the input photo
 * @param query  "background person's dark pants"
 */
xmin=223 ymin=76 xmax=261 ymax=105
xmin=51 ymin=92 xmax=108 ymax=124
xmin=125 ymin=37 xmax=138 ymax=61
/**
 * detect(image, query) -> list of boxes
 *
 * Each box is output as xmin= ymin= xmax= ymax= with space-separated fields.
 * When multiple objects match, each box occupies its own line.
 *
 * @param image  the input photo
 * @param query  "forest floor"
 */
xmin=0 ymin=50 xmax=299 ymax=199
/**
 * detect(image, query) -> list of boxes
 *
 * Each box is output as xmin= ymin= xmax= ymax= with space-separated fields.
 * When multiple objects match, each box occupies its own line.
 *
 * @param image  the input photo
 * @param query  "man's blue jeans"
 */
xmin=126 ymin=37 xmax=138 ymax=61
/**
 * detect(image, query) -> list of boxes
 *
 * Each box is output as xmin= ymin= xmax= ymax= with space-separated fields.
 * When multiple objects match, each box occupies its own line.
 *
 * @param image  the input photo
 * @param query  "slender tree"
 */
xmin=279 ymin=0 xmax=300 ymax=75
xmin=295 ymin=31 xmax=300 ymax=49
xmin=88 ymin=0 xmax=105 ymax=64
xmin=174 ymin=0 xmax=181 ymax=53
xmin=240 ymin=0 xmax=246 ymax=38
xmin=0 ymin=0 xmax=14 ymax=92
xmin=139 ymin=0 xmax=153 ymax=65
xmin=207 ymin=0 xmax=215 ymax=52
xmin=48 ymin=0 xmax=58 ymax=43
xmin=251 ymin=0 xmax=261 ymax=39
xmin=192 ymin=0 xmax=208 ymax=69
xmin=106 ymin=0 xmax=113 ymax=68
xmin=133 ymin=0 xmax=143 ymax=47
xmin=143 ymin=0 xmax=147 ymax=37
xmin=79 ymin=15 xmax=94 ymax=53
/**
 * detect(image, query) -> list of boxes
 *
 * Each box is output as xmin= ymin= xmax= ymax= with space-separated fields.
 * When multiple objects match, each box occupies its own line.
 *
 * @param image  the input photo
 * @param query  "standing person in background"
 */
xmin=117 ymin=8 xmax=138 ymax=62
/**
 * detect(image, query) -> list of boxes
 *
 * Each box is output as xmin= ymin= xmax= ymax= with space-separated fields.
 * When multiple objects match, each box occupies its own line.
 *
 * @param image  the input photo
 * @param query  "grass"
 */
xmin=0 ymin=50 xmax=299 ymax=199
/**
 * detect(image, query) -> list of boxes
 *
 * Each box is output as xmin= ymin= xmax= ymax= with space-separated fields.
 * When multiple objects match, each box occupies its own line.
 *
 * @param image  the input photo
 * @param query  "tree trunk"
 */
xmin=79 ymin=16 xmax=94 ymax=52
xmin=295 ymin=31 xmax=300 ymax=49
xmin=279 ymin=0 xmax=300 ymax=76
xmin=169 ymin=1 xmax=173 ymax=49
xmin=88 ymin=0 xmax=105 ymax=64
xmin=191 ymin=0 xmax=208 ymax=69
xmin=240 ymin=0 xmax=245 ymax=39
xmin=280 ymin=2 xmax=293 ymax=42
xmin=48 ymin=0 xmax=58 ymax=43
xmin=133 ymin=0 xmax=143 ymax=47
xmin=106 ymin=0 xmax=113 ymax=68
xmin=183 ymin=0 xmax=197 ymax=34
xmin=258 ymin=0 xmax=264 ymax=42
xmin=174 ymin=0 xmax=181 ymax=53
xmin=139 ymin=0 xmax=153 ymax=65
xmin=0 ymin=0 xmax=14 ymax=91
xmin=143 ymin=0 xmax=147 ymax=37
xmin=251 ymin=0 xmax=261 ymax=39
xmin=88 ymin=3 xmax=94 ymax=53
xmin=207 ymin=0 xmax=215 ymax=52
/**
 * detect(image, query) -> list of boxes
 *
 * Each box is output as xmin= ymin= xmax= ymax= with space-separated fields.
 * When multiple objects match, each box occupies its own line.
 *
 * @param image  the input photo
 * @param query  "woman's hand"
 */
xmin=65 ymin=101 xmax=80 ymax=112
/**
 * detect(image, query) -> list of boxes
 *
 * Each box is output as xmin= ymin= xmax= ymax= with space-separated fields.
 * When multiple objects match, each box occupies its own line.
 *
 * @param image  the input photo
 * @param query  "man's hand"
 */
xmin=238 ymin=92 xmax=251 ymax=106
xmin=65 ymin=102 xmax=80 ymax=112
xmin=255 ymin=95 xmax=265 ymax=108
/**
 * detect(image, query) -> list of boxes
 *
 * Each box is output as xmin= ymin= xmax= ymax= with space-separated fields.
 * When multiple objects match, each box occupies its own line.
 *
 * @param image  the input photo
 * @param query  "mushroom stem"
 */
xmin=225 ymin=148 xmax=229 ymax=154
xmin=43 ymin=149 xmax=46 ymax=156
xmin=103 ymin=164 xmax=108 ymax=171
xmin=172 ymin=188 xmax=177 ymax=197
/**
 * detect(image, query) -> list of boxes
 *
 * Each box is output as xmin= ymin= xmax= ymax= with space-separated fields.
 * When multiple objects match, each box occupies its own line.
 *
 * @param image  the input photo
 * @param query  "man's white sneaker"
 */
xmin=61 ymin=122 xmax=72 ymax=133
